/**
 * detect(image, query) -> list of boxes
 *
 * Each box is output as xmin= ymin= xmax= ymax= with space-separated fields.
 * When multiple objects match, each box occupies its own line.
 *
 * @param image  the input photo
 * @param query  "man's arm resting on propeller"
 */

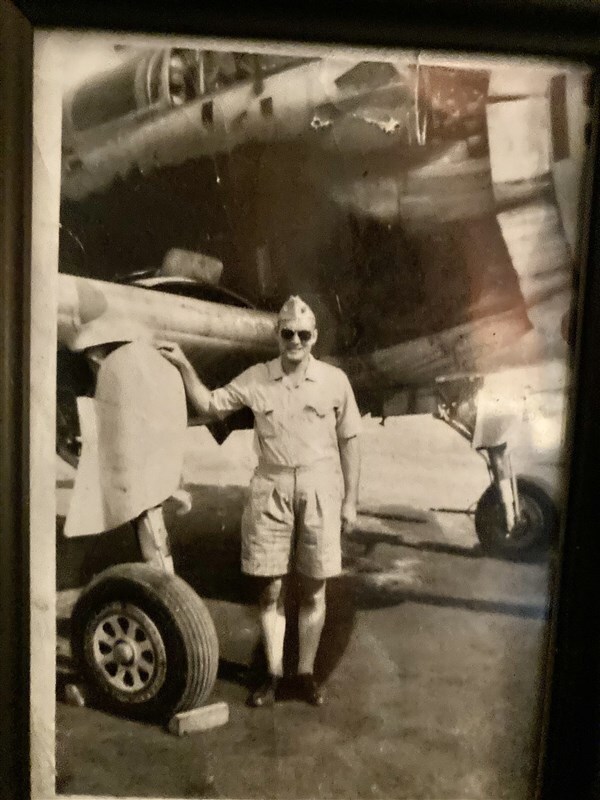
xmin=156 ymin=341 xmax=215 ymax=416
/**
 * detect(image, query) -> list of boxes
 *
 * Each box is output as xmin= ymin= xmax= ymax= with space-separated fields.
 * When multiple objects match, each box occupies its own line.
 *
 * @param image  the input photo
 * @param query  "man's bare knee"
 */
xmin=258 ymin=577 xmax=285 ymax=609
xmin=298 ymin=576 xmax=326 ymax=607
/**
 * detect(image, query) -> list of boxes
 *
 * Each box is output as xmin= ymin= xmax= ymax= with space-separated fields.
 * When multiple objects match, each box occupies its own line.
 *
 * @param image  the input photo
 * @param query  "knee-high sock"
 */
xmin=259 ymin=581 xmax=286 ymax=677
xmin=298 ymin=583 xmax=326 ymax=675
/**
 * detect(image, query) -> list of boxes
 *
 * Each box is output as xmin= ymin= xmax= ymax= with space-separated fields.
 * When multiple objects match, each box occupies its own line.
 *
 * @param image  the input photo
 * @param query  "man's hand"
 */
xmin=156 ymin=340 xmax=214 ymax=416
xmin=341 ymin=500 xmax=357 ymax=536
xmin=156 ymin=341 xmax=192 ymax=373
xmin=339 ymin=435 xmax=360 ymax=537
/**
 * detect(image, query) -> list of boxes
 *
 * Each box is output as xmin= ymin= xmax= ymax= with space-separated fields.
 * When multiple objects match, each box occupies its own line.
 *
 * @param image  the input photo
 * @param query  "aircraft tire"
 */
xmin=71 ymin=563 xmax=219 ymax=722
xmin=474 ymin=476 xmax=558 ymax=562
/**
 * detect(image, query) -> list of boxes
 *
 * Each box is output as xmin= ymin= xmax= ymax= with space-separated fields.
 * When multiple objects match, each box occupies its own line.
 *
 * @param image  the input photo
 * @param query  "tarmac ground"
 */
xmin=55 ymin=415 xmax=557 ymax=799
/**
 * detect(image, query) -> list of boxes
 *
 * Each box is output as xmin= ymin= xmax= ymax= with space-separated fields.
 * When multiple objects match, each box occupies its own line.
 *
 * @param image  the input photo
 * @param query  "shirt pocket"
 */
xmin=253 ymin=400 xmax=278 ymax=439
xmin=302 ymin=400 xmax=331 ymax=430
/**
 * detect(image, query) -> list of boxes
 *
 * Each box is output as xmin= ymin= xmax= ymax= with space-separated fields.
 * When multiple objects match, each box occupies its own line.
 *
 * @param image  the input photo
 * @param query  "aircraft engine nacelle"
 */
xmin=56 ymin=274 xmax=279 ymax=463
xmin=58 ymin=273 xmax=278 ymax=365
xmin=62 ymin=49 xmax=201 ymax=153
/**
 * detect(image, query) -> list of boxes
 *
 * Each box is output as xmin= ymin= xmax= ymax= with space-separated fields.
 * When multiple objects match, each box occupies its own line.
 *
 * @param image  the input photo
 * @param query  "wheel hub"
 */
xmin=503 ymin=512 xmax=525 ymax=539
xmin=90 ymin=604 xmax=167 ymax=699
xmin=113 ymin=640 xmax=135 ymax=666
xmin=504 ymin=505 xmax=538 ymax=543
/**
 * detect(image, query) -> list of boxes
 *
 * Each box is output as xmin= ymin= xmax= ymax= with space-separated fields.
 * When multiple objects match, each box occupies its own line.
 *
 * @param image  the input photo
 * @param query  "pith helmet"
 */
xmin=277 ymin=295 xmax=316 ymax=327
xmin=68 ymin=316 xmax=153 ymax=352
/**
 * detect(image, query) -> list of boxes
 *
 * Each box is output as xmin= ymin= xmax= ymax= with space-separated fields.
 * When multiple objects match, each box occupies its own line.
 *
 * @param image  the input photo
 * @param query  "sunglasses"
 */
xmin=279 ymin=328 xmax=313 ymax=343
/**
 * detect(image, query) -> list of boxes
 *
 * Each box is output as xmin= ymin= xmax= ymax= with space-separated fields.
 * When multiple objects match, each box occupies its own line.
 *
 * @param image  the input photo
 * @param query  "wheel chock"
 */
xmin=168 ymin=701 xmax=229 ymax=736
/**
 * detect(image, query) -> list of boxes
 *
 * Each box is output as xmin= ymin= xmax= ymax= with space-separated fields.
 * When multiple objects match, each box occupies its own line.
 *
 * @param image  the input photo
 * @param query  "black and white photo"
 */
xmin=28 ymin=29 xmax=593 ymax=799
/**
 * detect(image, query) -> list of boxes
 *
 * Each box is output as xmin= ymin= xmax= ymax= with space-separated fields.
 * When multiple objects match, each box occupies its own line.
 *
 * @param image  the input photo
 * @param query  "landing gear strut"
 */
xmin=435 ymin=375 xmax=558 ymax=561
xmin=474 ymin=444 xmax=558 ymax=560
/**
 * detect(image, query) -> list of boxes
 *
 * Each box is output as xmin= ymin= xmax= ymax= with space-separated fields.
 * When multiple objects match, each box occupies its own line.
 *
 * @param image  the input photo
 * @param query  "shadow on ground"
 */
xmin=56 ymin=480 xmax=545 ymax=702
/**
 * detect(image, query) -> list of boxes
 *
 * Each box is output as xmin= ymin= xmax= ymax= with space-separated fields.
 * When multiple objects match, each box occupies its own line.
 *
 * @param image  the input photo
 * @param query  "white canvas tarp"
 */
xmin=64 ymin=341 xmax=188 ymax=537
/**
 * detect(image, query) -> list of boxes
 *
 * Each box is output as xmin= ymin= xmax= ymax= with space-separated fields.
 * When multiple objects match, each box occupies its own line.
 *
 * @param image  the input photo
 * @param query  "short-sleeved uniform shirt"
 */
xmin=207 ymin=355 xmax=361 ymax=577
xmin=207 ymin=355 xmax=361 ymax=469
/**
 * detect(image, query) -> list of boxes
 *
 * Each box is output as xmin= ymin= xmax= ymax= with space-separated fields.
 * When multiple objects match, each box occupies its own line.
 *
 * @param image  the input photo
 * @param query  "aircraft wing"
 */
xmin=57 ymin=47 xmax=588 ymax=438
xmin=53 ymin=45 xmax=590 ymax=567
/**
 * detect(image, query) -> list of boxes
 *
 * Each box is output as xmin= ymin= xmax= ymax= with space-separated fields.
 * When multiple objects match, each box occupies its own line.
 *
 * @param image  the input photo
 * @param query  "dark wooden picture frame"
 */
xmin=2 ymin=2 xmax=600 ymax=799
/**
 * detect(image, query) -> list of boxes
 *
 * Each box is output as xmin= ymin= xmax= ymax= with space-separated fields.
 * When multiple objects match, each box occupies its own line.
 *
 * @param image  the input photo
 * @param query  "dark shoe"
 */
xmin=297 ymin=673 xmax=325 ymax=706
xmin=248 ymin=676 xmax=279 ymax=708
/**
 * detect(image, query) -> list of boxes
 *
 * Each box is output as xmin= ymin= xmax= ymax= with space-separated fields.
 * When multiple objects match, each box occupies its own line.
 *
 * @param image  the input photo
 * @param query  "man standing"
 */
xmin=158 ymin=296 xmax=361 ymax=706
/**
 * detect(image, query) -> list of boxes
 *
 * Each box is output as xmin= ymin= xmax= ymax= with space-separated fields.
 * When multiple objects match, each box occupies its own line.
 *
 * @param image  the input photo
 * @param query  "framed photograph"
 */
xmin=2 ymin=3 xmax=600 ymax=799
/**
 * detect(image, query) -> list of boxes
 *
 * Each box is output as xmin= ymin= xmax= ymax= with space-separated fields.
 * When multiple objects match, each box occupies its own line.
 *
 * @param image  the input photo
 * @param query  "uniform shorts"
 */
xmin=241 ymin=465 xmax=343 ymax=579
